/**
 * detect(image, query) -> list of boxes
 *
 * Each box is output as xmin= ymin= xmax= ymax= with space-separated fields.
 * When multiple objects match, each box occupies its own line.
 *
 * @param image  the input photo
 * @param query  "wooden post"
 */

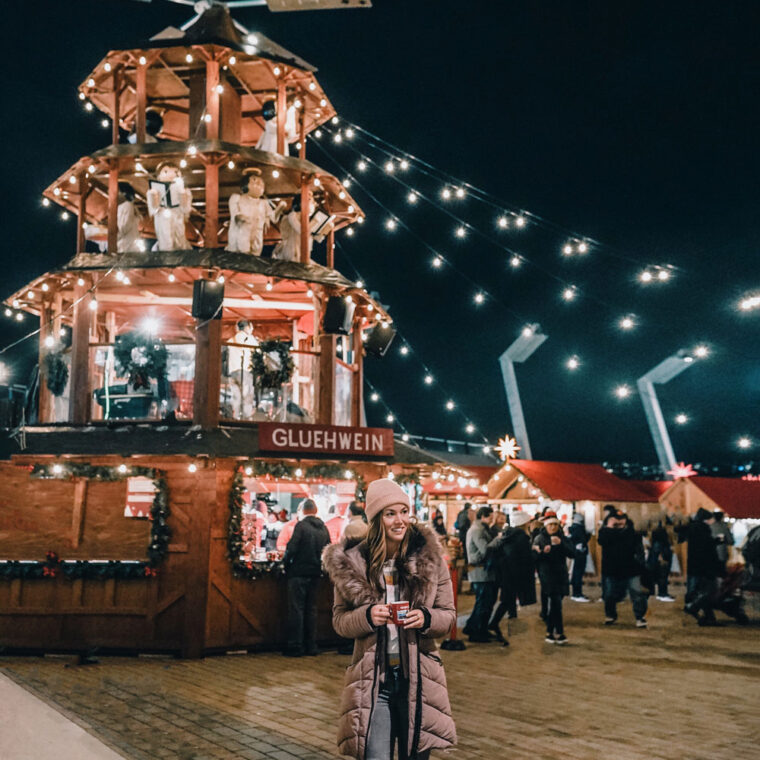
xmin=76 ymin=171 xmax=87 ymax=254
xmin=112 ymin=66 xmax=121 ymax=145
xmin=204 ymin=159 xmax=219 ymax=248
xmin=299 ymin=109 xmax=306 ymax=159
xmin=351 ymin=321 xmax=364 ymax=427
xmin=205 ymin=59 xmax=220 ymax=140
xmin=193 ymin=317 xmax=222 ymax=429
xmin=318 ymin=332 xmax=336 ymax=425
xmin=107 ymin=162 xmax=119 ymax=254
xmin=300 ymin=178 xmax=310 ymax=265
xmin=136 ymin=58 xmax=147 ymax=143
xmin=38 ymin=302 xmax=53 ymax=423
xmin=276 ymin=79 xmax=286 ymax=155
xmin=71 ymin=479 xmax=88 ymax=549
xmin=69 ymin=277 xmax=92 ymax=424
xmin=326 ymin=228 xmax=335 ymax=269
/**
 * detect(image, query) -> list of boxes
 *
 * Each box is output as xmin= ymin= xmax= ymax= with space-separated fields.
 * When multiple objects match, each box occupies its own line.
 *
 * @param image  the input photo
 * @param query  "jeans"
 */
xmin=603 ymin=575 xmax=648 ymax=620
xmin=366 ymin=666 xmax=430 ymax=760
xmin=544 ymin=592 xmax=564 ymax=636
xmin=286 ymin=575 xmax=319 ymax=653
xmin=647 ymin=542 xmax=671 ymax=596
xmin=685 ymin=575 xmax=718 ymax=621
xmin=489 ymin=585 xmax=518 ymax=626
xmin=571 ymin=551 xmax=587 ymax=597
xmin=465 ymin=581 xmax=496 ymax=636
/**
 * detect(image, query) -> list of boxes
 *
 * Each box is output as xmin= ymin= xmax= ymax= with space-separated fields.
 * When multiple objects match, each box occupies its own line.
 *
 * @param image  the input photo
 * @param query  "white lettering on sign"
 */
xmin=272 ymin=428 xmax=288 ymax=447
xmin=259 ymin=423 xmax=394 ymax=458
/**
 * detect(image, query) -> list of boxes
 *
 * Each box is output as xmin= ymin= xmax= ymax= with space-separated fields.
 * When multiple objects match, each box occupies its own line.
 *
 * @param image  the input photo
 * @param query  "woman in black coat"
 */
xmin=532 ymin=512 xmax=575 ymax=644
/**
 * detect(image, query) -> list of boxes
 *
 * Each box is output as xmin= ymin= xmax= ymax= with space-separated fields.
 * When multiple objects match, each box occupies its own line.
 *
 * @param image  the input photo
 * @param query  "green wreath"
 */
xmin=113 ymin=330 xmax=168 ymax=389
xmin=250 ymin=340 xmax=294 ymax=389
xmin=43 ymin=351 xmax=69 ymax=397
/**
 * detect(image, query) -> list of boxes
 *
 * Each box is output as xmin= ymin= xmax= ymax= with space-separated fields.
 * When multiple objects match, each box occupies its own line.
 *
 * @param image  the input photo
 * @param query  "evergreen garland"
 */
xmin=113 ymin=330 xmax=168 ymax=388
xmin=43 ymin=351 xmax=69 ymax=396
xmin=1 ymin=469 xmax=170 ymax=580
xmin=250 ymin=340 xmax=294 ymax=389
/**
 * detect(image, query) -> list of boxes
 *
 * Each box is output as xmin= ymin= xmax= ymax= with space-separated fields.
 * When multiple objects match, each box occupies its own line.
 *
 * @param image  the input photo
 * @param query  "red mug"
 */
xmin=389 ymin=601 xmax=409 ymax=625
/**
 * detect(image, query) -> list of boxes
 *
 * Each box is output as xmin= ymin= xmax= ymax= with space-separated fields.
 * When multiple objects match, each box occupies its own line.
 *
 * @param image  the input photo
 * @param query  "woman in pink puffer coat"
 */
xmin=322 ymin=478 xmax=457 ymax=760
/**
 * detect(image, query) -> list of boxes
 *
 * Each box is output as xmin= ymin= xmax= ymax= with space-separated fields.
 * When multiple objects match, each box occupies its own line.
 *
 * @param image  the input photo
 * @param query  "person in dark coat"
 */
xmin=647 ymin=519 xmax=675 ymax=601
xmin=283 ymin=498 xmax=331 ymax=656
xmin=683 ymin=508 xmax=722 ymax=626
xmin=487 ymin=511 xmax=536 ymax=643
xmin=454 ymin=503 xmax=473 ymax=561
xmin=598 ymin=511 xmax=649 ymax=628
xmin=568 ymin=512 xmax=591 ymax=602
xmin=532 ymin=511 xmax=574 ymax=644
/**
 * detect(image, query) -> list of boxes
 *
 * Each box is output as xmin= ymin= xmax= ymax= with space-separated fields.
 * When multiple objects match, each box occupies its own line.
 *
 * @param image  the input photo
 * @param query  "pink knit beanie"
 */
xmin=365 ymin=478 xmax=410 ymax=522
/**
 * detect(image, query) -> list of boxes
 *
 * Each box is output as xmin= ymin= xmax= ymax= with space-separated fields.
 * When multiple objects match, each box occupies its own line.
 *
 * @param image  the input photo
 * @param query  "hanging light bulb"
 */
xmin=737 ymin=437 xmax=752 ymax=450
xmin=399 ymin=159 xmax=409 ymax=170
xmin=474 ymin=292 xmax=485 ymax=305
xmin=639 ymin=270 xmax=653 ymax=283
xmin=345 ymin=228 xmax=354 ymax=237
xmin=454 ymin=187 xmax=465 ymax=199
xmin=566 ymin=356 xmax=580 ymax=370
xmin=514 ymin=215 xmax=526 ymax=227
xmin=577 ymin=241 xmax=588 ymax=253
xmin=465 ymin=423 xmax=475 ymax=434
xmin=386 ymin=414 xmax=394 ymax=423
xmin=424 ymin=374 xmax=434 ymax=385
xmin=693 ymin=345 xmax=709 ymax=358
xmin=497 ymin=216 xmax=508 ymax=228
xmin=431 ymin=256 xmax=442 ymax=268
xmin=402 ymin=433 xmax=410 ymax=442
xmin=454 ymin=226 xmax=466 ymax=238
xmin=619 ymin=316 xmax=635 ymax=330
xmin=42 ymin=198 xmax=50 ymax=207
xmin=384 ymin=160 xmax=395 ymax=173
xmin=657 ymin=269 xmax=670 ymax=281
xmin=314 ymin=129 xmax=323 ymax=138
xmin=357 ymin=160 xmax=367 ymax=171
xmin=509 ymin=255 xmax=522 ymax=268
xmin=441 ymin=187 xmax=452 ymax=200
xmin=562 ymin=243 xmax=574 ymax=255
xmin=399 ymin=345 xmax=409 ymax=356
xmin=333 ymin=132 xmax=343 ymax=144
xmin=407 ymin=191 xmax=417 ymax=204
xmin=562 ymin=286 xmax=576 ymax=301
xmin=614 ymin=385 xmax=631 ymax=399
xmin=370 ymin=392 xmax=379 ymax=402
xmin=385 ymin=218 xmax=397 ymax=231
xmin=675 ymin=413 xmax=688 ymax=425
xmin=445 ymin=400 xmax=455 ymax=411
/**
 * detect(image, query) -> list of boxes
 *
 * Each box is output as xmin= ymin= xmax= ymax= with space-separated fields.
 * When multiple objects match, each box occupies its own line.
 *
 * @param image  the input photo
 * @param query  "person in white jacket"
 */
xmin=147 ymin=162 xmax=193 ymax=250
xmin=226 ymin=171 xmax=281 ymax=255
xmin=255 ymin=100 xmax=298 ymax=155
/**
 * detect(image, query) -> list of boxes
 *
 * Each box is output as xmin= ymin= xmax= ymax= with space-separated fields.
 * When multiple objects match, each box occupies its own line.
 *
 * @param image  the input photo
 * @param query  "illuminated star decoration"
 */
xmin=667 ymin=462 xmax=697 ymax=479
xmin=496 ymin=435 xmax=521 ymax=462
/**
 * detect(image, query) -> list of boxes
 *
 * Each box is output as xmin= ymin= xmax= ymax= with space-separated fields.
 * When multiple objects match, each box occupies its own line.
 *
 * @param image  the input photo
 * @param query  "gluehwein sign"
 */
xmin=258 ymin=423 xmax=394 ymax=458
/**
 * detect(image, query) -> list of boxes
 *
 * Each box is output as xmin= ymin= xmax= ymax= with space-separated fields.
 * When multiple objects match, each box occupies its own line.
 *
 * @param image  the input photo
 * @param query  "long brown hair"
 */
xmin=366 ymin=511 xmax=413 ymax=594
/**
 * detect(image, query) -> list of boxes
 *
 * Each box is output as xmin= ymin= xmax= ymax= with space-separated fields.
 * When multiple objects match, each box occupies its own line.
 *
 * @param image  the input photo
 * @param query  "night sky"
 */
xmin=1 ymin=1 xmax=758 ymax=468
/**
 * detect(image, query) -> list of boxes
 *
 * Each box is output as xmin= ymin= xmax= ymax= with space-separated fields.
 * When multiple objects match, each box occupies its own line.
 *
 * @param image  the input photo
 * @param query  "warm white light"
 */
xmin=441 ymin=188 xmax=452 ymax=200
xmin=338 ymin=191 xmax=346 ymax=200
xmin=455 ymin=226 xmax=466 ymax=238
xmin=272 ymin=170 xmax=279 ymax=178
xmin=84 ymin=101 xmax=94 ymax=112
xmin=497 ymin=216 xmax=508 ymax=228
xmin=139 ymin=56 xmax=147 ymax=65
xmin=331 ymin=116 xmax=339 ymax=125
xmin=44 ymin=335 xmax=55 ymax=348
xmin=88 ymin=299 xmax=97 ymax=311
xmin=265 ymin=282 xmax=273 ymax=291
xmin=188 ymin=145 xmax=197 ymax=155
xmin=615 ymin=385 xmax=631 ymax=399
xmin=357 ymin=216 xmax=365 ymax=224
xmin=346 ymin=228 xmax=354 ymax=237
xmin=445 ymin=400 xmax=455 ymax=411
xmin=675 ymin=413 xmax=688 ymax=425
xmin=386 ymin=414 xmax=394 ymax=423
xmin=424 ymin=374 xmax=434 ymax=385
xmin=399 ymin=159 xmax=409 ymax=170
xmin=455 ymin=187 xmax=465 ymax=199
xmin=474 ymin=292 xmax=484 ymax=304
xmin=12 ymin=299 xmax=19 ymax=308
xmin=27 ymin=290 xmax=34 ymax=299
xmin=522 ymin=325 xmax=534 ymax=337
xmin=657 ymin=269 xmax=670 ymax=281
xmin=384 ymin=161 xmax=395 ymax=173
xmin=248 ymin=33 xmax=258 ymax=45
xmin=333 ymin=133 xmax=343 ymax=144
xmin=345 ymin=295 xmax=353 ymax=304
xmin=188 ymin=463 xmax=197 ymax=473
xmin=739 ymin=294 xmax=760 ymax=311
xmin=118 ymin=464 xmax=128 ymax=474
xmin=227 ymin=161 xmax=235 ymax=170
xmin=141 ymin=317 xmax=160 ymax=334
xmin=295 ymin=468 xmax=303 ymax=477
xmin=347 ymin=205 xmax=355 ymax=213
xmin=562 ymin=286 xmax=576 ymax=301
xmin=52 ymin=464 xmax=63 ymax=475
xmin=402 ymin=433 xmax=410 ymax=442
xmin=345 ymin=128 xmax=354 ymax=138
xmin=694 ymin=345 xmax=709 ymax=358
xmin=101 ymin=119 xmax=109 ymax=128
xmin=306 ymin=289 xmax=313 ymax=297
xmin=313 ymin=177 xmax=321 ymax=187
xmin=640 ymin=271 xmax=653 ymax=283
xmin=577 ymin=241 xmax=588 ymax=253
xmin=42 ymin=198 xmax=50 ymax=207
xmin=385 ymin=218 xmax=397 ymax=231
xmin=357 ymin=160 xmax=367 ymax=171
xmin=53 ymin=188 xmax=61 ymax=196
xmin=407 ymin=191 xmax=417 ymax=204
xmin=69 ymin=175 xmax=77 ymax=184
xmin=273 ymin=66 xmax=281 ymax=76
xmin=566 ymin=356 xmax=580 ymax=370
xmin=320 ymin=99 xmax=327 ymax=107
xmin=168 ymin=273 xmax=176 ymax=283
xmin=515 ymin=215 xmax=526 ymax=227
xmin=619 ymin=316 xmax=635 ymax=330
xmin=308 ymin=81 xmax=316 ymax=91
xmin=186 ymin=54 xmax=193 ymax=63
xmin=77 ymin=278 xmax=85 ymax=286
xmin=203 ymin=113 xmax=212 ymax=123
xmin=509 ymin=255 xmax=522 ymax=268
xmin=370 ymin=392 xmax=379 ymax=402
xmin=482 ymin=446 xmax=491 ymax=455
xmin=87 ymin=164 xmax=96 ymax=174
xmin=115 ymin=271 xmax=124 ymax=281
xmin=342 ymin=178 xmax=352 ymax=188
xmin=215 ymin=84 xmax=224 ymax=94
xmin=179 ymin=159 xmax=187 ymax=168
xmin=562 ymin=243 xmax=573 ymax=255
xmin=399 ymin=345 xmax=409 ymax=355
xmin=41 ymin=283 xmax=49 ymax=292
xmin=344 ymin=470 xmax=353 ymax=479
xmin=60 ymin=211 xmax=70 ymax=220
xmin=15 ymin=312 xmax=23 ymax=321
xmin=104 ymin=62 xmax=112 ymax=72
xmin=465 ymin=423 xmax=475 ymax=434
xmin=228 ymin=56 xmax=236 ymax=65
xmin=3 ymin=309 xmax=10 ymax=317
xmin=738 ymin=437 xmax=752 ymax=450
xmin=432 ymin=256 xmax=442 ymax=268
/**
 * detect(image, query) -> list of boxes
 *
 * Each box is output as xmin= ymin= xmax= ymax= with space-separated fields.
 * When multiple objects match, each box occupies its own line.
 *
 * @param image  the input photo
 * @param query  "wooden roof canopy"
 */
xmin=78 ymin=6 xmax=336 ymax=146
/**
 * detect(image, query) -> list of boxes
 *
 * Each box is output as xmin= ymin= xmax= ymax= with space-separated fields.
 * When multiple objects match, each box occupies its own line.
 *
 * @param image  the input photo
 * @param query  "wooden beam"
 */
xmin=276 ymin=79 xmax=286 ymax=155
xmin=300 ymin=178 xmax=310 ymax=265
xmin=205 ymin=59 xmax=220 ymax=140
xmin=70 ymin=479 xmax=88 ymax=549
xmin=204 ymin=160 xmax=219 ymax=248
xmin=299 ymin=108 xmax=306 ymax=160
xmin=193 ymin=316 xmax=222 ymax=429
xmin=112 ymin=66 xmax=121 ymax=145
xmin=68 ymin=277 xmax=92 ymax=424
xmin=107 ymin=162 xmax=119 ymax=254
xmin=76 ymin=171 xmax=87 ymax=254
xmin=318 ymin=332 xmax=336 ymax=425
xmin=326 ymin=228 xmax=335 ymax=269
xmin=37 ymin=301 xmax=53 ymax=423
xmin=136 ymin=60 xmax=147 ymax=142
xmin=351 ymin=323 xmax=364 ymax=427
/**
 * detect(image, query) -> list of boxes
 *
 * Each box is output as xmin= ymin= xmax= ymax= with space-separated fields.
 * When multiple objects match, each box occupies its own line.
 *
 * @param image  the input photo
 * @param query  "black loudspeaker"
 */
xmin=364 ymin=323 xmax=397 ymax=357
xmin=192 ymin=279 xmax=225 ymax=320
xmin=323 ymin=296 xmax=356 ymax=335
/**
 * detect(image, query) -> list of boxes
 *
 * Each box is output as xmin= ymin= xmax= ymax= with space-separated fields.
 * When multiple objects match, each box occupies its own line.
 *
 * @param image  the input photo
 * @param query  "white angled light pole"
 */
xmin=499 ymin=324 xmax=547 ymax=460
xmin=637 ymin=349 xmax=699 ymax=475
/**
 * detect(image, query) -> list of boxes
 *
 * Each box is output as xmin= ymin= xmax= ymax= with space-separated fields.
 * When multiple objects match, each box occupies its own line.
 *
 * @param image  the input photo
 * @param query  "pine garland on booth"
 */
xmin=43 ymin=351 xmax=69 ymax=396
xmin=1 ymin=466 xmax=170 ymax=580
xmin=113 ymin=330 xmax=168 ymax=388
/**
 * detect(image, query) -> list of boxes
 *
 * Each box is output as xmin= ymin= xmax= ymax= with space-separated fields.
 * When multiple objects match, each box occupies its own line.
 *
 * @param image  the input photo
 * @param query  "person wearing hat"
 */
xmin=486 ymin=510 xmax=536 ymax=642
xmin=710 ymin=510 xmax=734 ymax=574
xmin=682 ymin=507 xmax=722 ymax=626
xmin=598 ymin=510 xmax=649 ymax=628
xmin=146 ymin=161 xmax=192 ymax=250
xmin=568 ymin=512 xmax=591 ymax=602
xmin=532 ymin=511 xmax=574 ymax=644
xmin=322 ymin=478 xmax=456 ymax=760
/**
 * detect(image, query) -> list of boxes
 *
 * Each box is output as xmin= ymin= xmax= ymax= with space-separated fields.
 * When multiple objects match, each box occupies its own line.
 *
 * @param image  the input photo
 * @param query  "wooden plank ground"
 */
xmin=1 ymin=591 xmax=758 ymax=760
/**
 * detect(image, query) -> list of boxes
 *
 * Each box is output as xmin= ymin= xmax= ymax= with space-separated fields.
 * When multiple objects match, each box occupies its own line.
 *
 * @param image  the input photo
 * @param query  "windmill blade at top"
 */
xmin=262 ymin=0 xmax=371 ymax=10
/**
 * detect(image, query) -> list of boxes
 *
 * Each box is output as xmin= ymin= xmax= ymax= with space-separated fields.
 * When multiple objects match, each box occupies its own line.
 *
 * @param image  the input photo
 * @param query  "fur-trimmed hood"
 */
xmin=322 ymin=523 xmax=445 ymax=609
